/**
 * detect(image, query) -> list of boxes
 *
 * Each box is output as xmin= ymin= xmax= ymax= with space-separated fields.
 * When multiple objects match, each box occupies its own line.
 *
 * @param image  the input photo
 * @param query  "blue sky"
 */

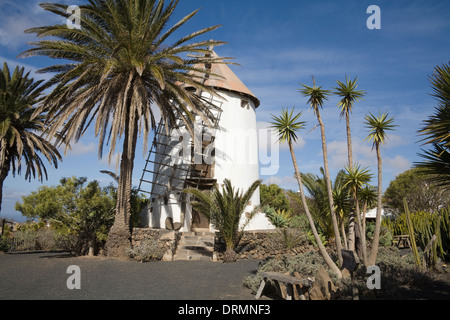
xmin=1 ymin=0 xmax=449 ymax=222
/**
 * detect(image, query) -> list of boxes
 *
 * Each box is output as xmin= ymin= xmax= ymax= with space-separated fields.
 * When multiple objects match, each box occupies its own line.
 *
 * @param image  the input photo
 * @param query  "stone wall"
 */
xmin=215 ymin=229 xmax=317 ymax=261
xmin=132 ymin=228 xmax=319 ymax=262
xmin=131 ymin=228 xmax=178 ymax=261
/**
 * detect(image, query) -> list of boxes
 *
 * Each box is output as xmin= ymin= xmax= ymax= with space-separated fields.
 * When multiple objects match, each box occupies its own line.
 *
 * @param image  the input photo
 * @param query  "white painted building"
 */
xmin=139 ymin=51 xmax=274 ymax=232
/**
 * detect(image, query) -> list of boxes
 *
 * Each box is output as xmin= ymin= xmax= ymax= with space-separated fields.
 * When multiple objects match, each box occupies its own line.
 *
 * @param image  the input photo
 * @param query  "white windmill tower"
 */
xmin=138 ymin=50 xmax=274 ymax=232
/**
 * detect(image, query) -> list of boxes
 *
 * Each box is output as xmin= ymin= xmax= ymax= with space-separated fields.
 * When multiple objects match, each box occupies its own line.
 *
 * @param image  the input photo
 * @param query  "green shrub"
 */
xmin=127 ymin=239 xmax=165 ymax=262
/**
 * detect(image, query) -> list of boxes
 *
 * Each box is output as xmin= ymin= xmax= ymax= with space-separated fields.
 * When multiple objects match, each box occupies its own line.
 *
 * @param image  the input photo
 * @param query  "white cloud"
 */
xmin=65 ymin=141 xmax=96 ymax=156
xmin=263 ymin=175 xmax=298 ymax=190
xmin=384 ymin=155 xmax=412 ymax=175
xmin=0 ymin=0 xmax=82 ymax=50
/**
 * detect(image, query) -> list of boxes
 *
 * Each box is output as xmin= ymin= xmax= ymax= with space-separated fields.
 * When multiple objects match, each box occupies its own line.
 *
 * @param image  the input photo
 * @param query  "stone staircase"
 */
xmin=173 ymin=230 xmax=215 ymax=261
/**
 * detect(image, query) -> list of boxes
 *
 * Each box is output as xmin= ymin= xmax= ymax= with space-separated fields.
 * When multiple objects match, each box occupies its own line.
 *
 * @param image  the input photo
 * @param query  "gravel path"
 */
xmin=0 ymin=251 xmax=262 ymax=300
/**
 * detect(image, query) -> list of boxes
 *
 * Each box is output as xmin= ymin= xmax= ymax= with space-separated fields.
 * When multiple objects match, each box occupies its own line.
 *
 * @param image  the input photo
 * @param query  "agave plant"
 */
xmin=267 ymin=209 xmax=292 ymax=229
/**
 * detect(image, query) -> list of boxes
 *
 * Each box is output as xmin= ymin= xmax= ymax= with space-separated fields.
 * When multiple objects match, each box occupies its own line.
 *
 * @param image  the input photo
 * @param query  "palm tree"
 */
xmin=270 ymin=107 xmax=342 ymax=278
xmin=0 ymin=62 xmax=61 ymax=212
xmin=334 ymin=76 xmax=366 ymax=167
xmin=364 ymin=111 xmax=396 ymax=265
xmin=299 ymin=77 xmax=343 ymax=265
xmin=416 ymin=62 xmax=450 ymax=189
xmin=184 ymin=179 xmax=262 ymax=262
xmin=20 ymin=0 xmax=227 ymax=257
xmin=334 ymin=76 xmax=366 ymax=250
xmin=343 ymin=163 xmax=372 ymax=265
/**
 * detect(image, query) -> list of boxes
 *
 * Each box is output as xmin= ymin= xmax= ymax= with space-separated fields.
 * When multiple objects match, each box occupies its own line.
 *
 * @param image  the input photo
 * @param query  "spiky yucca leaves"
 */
xmin=184 ymin=179 xmax=262 ymax=262
xmin=20 ymin=0 xmax=228 ymax=256
xmin=364 ymin=111 xmax=396 ymax=265
xmin=299 ymin=77 xmax=343 ymax=266
xmin=0 ymin=63 xmax=61 ymax=212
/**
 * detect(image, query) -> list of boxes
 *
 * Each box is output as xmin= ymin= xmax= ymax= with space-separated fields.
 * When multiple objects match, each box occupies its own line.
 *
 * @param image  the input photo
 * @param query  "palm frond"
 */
xmin=334 ymin=76 xmax=366 ymax=119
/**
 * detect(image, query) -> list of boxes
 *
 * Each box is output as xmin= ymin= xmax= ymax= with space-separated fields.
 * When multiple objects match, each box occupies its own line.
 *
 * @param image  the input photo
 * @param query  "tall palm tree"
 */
xmin=184 ymin=179 xmax=262 ymax=262
xmin=343 ymin=163 xmax=372 ymax=265
xmin=334 ymin=76 xmax=366 ymax=167
xmin=364 ymin=111 xmax=396 ymax=265
xmin=416 ymin=62 xmax=450 ymax=189
xmin=270 ymin=107 xmax=342 ymax=278
xmin=299 ymin=77 xmax=343 ymax=266
xmin=0 ymin=63 xmax=61 ymax=212
xmin=334 ymin=76 xmax=366 ymax=250
xmin=20 ymin=0 xmax=227 ymax=257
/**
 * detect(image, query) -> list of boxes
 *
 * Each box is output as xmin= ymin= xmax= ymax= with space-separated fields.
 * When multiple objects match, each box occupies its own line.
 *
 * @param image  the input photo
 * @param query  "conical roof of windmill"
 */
xmin=187 ymin=51 xmax=260 ymax=108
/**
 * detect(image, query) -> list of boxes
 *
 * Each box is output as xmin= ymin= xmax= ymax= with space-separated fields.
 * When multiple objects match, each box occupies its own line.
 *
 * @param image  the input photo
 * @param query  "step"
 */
xmin=179 ymin=237 xmax=214 ymax=245
xmin=173 ymin=253 xmax=213 ymax=261
xmin=173 ymin=232 xmax=216 ymax=261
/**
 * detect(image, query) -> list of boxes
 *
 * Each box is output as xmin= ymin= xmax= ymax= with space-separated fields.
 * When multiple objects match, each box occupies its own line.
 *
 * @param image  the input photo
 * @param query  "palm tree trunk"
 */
xmin=345 ymin=111 xmax=356 ymax=250
xmin=0 ymin=162 xmax=10 ymax=213
xmin=340 ymin=219 xmax=348 ymax=250
xmin=346 ymin=111 xmax=353 ymax=167
xmin=316 ymin=110 xmax=343 ymax=266
xmin=105 ymin=113 xmax=138 ymax=257
xmin=354 ymin=192 xmax=367 ymax=265
xmin=289 ymin=142 xmax=342 ymax=278
xmin=367 ymin=144 xmax=382 ymax=265
xmin=362 ymin=201 xmax=368 ymax=253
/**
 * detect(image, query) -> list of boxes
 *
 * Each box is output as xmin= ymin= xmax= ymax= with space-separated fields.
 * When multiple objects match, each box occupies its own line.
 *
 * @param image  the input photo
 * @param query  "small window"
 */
xmin=241 ymin=99 xmax=249 ymax=109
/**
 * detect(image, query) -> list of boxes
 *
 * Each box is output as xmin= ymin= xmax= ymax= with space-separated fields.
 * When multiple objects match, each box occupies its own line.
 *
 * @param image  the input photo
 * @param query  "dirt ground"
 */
xmin=1 ymin=250 xmax=449 ymax=300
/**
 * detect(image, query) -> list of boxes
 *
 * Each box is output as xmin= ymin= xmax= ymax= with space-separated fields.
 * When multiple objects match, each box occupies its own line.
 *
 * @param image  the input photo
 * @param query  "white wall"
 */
xmin=145 ymin=89 xmax=274 ymax=231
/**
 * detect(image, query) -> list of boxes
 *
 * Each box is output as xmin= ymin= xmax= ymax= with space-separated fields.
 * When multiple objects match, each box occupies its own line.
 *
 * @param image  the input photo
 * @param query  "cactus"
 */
xmin=403 ymin=198 xmax=423 ymax=270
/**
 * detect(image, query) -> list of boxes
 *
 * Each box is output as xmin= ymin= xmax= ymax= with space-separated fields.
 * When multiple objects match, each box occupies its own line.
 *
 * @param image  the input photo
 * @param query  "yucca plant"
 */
xmin=184 ymin=179 xmax=262 ymax=262
xmin=364 ymin=111 xmax=396 ymax=265
xmin=300 ymin=77 xmax=343 ymax=265
xmin=334 ymin=76 xmax=366 ymax=167
xmin=343 ymin=163 xmax=373 ymax=265
xmin=270 ymin=107 xmax=342 ymax=278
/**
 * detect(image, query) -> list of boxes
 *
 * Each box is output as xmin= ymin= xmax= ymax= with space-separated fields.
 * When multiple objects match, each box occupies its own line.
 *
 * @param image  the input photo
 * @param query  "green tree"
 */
xmin=299 ymin=78 xmax=343 ymax=266
xmin=21 ymin=0 xmax=227 ymax=257
xmin=270 ymin=107 xmax=342 ymax=278
xmin=0 ymin=63 xmax=61 ymax=212
xmin=417 ymin=62 xmax=450 ymax=189
xmin=259 ymin=184 xmax=290 ymax=213
xmin=15 ymin=176 xmax=115 ymax=255
xmin=364 ymin=111 xmax=396 ymax=265
xmin=383 ymin=167 xmax=450 ymax=215
xmin=184 ymin=179 xmax=262 ymax=262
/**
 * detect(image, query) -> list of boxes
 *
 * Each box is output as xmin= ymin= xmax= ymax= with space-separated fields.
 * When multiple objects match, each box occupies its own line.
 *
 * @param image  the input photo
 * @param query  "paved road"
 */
xmin=0 ymin=251 xmax=263 ymax=300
